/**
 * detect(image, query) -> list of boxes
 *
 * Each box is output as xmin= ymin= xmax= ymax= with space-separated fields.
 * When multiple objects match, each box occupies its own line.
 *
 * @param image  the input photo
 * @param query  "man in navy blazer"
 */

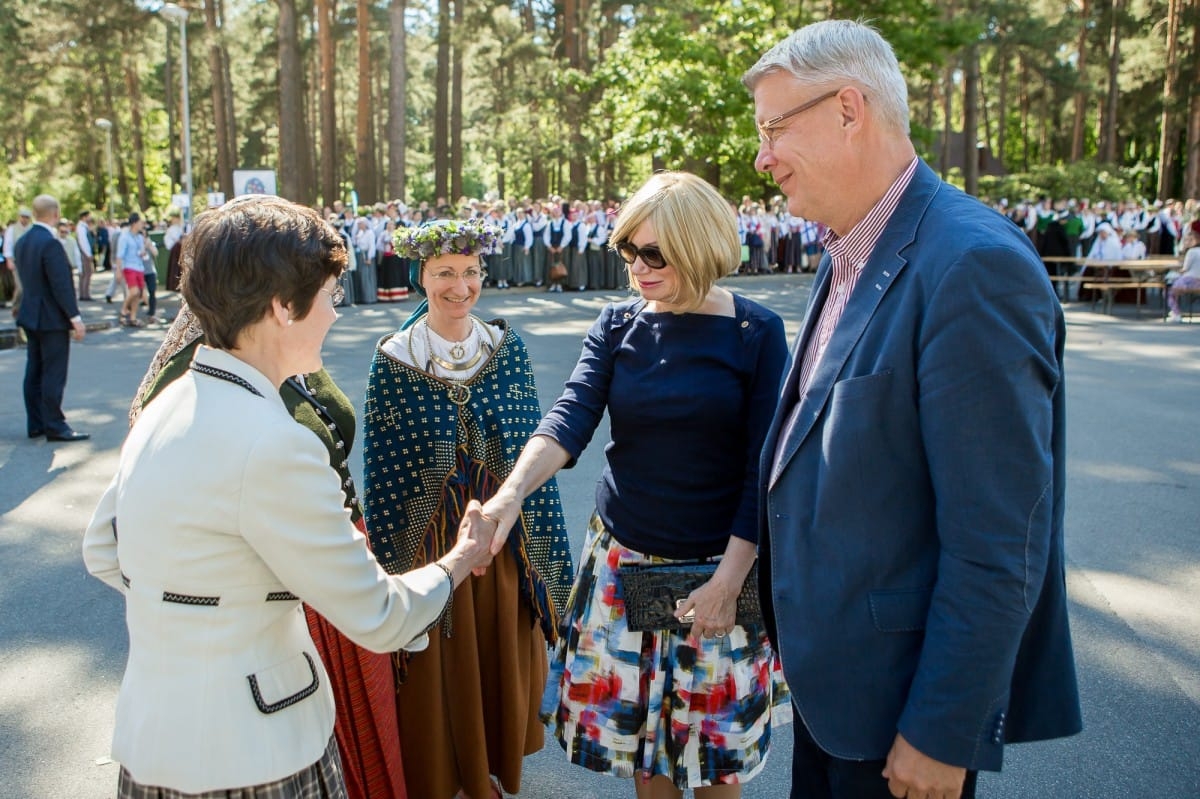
xmin=15 ymin=195 xmax=89 ymax=441
xmin=744 ymin=21 xmax=1081 ymax=799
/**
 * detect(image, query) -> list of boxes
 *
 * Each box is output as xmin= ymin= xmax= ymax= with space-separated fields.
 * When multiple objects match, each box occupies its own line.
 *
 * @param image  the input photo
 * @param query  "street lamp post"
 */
xmin=160 ymin=2 xmax=192 ymax=229
xmin=94 ymin=117 xmax=116 ymax=218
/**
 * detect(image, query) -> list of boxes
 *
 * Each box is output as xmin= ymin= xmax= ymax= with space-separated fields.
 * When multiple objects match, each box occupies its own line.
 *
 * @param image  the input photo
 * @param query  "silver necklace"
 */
xmin=418 ymin=317 xmax=484 ymax=374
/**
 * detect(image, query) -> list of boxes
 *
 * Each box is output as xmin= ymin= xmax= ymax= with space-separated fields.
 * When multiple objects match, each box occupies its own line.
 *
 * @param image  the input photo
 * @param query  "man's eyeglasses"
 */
xmin=756 ymin=89 xmax=841 ymax=150
xmin=321 ymin=284 xmax=346 ymax=305
xmin=613 ymin=241 xmax=668 ymax=269
xmin=425 ymin=266 xmax=487 ymax=282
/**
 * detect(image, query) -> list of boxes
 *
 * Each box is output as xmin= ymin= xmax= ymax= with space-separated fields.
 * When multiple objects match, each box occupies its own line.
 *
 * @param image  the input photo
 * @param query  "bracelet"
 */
xmin=432 ymin=561 xmax=455 ymax=638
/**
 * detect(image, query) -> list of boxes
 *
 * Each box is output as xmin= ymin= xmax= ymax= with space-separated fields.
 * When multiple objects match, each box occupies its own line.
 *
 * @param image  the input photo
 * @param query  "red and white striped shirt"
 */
xmin=774 ymin=157 xmax=919 ymax=472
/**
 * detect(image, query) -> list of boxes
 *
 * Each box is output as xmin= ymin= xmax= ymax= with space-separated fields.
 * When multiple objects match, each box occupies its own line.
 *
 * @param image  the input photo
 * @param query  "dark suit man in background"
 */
xmin=744 ymin=20 xmax=1081 ymax=799
xmin=15 ymin=195 xmax=89 ymax=442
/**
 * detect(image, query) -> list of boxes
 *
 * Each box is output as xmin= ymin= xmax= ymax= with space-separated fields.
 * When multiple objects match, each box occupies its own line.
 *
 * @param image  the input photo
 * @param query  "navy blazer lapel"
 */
xmin=768 ymin=161 xmax=940 ymax=487
xmin=760 ymin=254 xmax=832 ymax=474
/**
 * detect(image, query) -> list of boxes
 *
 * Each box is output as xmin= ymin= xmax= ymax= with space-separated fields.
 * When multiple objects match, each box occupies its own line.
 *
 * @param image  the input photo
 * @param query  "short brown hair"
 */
xmin=181 ymin=196 xmax=346 ymax=349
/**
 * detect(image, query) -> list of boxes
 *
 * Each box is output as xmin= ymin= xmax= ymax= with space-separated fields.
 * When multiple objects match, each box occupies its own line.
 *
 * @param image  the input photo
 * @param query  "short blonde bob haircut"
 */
xmin=609 ymin=171 xmax=741 ymax=313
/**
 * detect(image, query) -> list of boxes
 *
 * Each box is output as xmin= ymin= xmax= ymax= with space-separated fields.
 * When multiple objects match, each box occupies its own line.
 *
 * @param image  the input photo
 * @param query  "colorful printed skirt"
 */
xmin=542 ymin=513 xmax=792 ymax=790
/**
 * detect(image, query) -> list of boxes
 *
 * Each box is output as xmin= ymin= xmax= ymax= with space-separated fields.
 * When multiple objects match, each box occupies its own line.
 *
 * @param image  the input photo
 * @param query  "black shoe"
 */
xmin=46 ymin=430 xmax=90 ymax=442
xmin=106 ymin=296 xmax=113 ymax=303
xmin=28 ymin=430 xmax=44 ymax=439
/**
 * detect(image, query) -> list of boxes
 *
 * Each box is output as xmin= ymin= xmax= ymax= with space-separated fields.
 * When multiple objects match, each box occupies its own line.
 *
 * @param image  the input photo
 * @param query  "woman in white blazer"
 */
xmin=83 ymin=195 xmax=493 ymax=798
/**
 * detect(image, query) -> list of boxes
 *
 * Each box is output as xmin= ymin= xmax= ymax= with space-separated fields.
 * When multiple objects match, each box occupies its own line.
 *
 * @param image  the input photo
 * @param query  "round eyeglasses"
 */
xmin=424 ymin=266 xmax=487 ymax=282
xmin=614 ymin=241 xmax=668 ymax=269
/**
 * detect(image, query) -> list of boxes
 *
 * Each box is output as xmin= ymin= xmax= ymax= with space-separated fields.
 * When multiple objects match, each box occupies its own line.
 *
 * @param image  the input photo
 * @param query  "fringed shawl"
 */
xmin=362 ymin=320 xmax=574 ymax=645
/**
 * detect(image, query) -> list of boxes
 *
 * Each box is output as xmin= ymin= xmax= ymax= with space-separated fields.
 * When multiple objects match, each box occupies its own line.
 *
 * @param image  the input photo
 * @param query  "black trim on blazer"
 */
xmin=247 ymin=652 xmax=320 ymax=715
xmin=162 ymin=591 xmax=220 ymax=606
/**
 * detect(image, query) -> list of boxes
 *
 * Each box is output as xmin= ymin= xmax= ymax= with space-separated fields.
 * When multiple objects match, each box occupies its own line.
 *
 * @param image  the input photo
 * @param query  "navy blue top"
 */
xmin=536 ymin=294 xmax=788 ymax=559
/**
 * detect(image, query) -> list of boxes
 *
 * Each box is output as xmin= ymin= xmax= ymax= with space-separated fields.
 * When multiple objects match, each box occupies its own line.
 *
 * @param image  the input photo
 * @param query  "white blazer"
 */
xmin=83 ymin=347 xmax=450 ymax=793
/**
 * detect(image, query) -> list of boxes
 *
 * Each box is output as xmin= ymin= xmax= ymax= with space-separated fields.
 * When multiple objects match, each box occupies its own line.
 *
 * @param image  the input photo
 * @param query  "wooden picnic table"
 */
xmin=1040 ymin=256 xmax=1180 ymax=313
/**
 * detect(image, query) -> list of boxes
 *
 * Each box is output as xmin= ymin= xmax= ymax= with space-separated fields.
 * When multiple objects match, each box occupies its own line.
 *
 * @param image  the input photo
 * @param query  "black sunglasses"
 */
xmin=614 ymin=241 xmax=668 ymax=269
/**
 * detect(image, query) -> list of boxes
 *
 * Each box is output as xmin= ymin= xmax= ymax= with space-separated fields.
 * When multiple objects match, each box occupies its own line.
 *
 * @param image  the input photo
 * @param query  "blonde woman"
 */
xmin=472 ymin=172 xmax=792 ymax=799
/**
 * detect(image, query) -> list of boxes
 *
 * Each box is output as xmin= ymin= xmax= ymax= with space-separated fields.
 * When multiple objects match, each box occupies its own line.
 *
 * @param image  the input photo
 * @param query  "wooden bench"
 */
xmin=1082 ymin=280 xmax=1165 ymax=315
xmin=1046 ymin=275 xmax=1088 ymax=302
xmin=1172 ymin=286 xmax=1200 ymax=322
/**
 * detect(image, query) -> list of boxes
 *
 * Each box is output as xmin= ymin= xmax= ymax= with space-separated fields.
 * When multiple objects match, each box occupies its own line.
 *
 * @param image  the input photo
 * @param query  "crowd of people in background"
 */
xmin=992 ymin=195 xmax=1195 ymax=260
xmin=3 ymin=190 xmax=1199 ymax=325
xmin=310 ymin=193 xmax=831 ymax=305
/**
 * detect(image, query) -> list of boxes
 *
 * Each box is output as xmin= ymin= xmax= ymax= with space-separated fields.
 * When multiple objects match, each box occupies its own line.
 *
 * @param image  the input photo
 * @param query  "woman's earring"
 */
xmin=287 ymin=319 xmax=294 ymax=326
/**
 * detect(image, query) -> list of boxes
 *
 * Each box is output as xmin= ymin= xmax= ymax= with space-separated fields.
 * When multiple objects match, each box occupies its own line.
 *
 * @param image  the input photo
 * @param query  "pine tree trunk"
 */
xmin=434 ymin=0 xmax=450 ymax=202
xmin=318 ymin=0 xmax=338 ymax=206
xmin=997 ymin=46 xmax=1008 ymax=167
xmin=123 ymin=53 xmax=148 ymax=211
xmin=100 ymin=54 xmax=125 ymax=214
xmin=387 ymin=0 xmax=407 ymax=202
xmin=450 ymin=0 xmax=463 ymax=201
xmin=1099 ymin=0 xmax=1123 ymax=163
xmin=964 ymin=42 xmax=980 ymax=196
xmin=1155 ymin=0 xmax=1182 ymax=199
xmin=1186 ymin=2 xmax=1200 ymax=199
xmin=565 ymin=0 xmax=587 ymax=197
xmin=277 ymin=0 xmax=306 ymax=202
xmin=1070 ymin=0 xmax=1091 ymax=162
xmin=205 ymin=0 xmax=234 ymax=199
xmin=939 ymin=64 xmax=953 ymax=178
xmin=355 ymin=0 xmax=377 ymax=203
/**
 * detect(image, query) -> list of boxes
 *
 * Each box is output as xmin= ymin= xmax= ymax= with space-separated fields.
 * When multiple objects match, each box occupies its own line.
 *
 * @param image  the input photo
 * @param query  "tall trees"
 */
xmin=317 ymin=0 xmax=338 ymax=206
xmin=433 ymin=0 xmax=450 ymax=201
xmin=1099 ymin=0 xmax=1124 ymax=163
xmin=204 ymin=0 xmax=236 ymax=198
xmin=1156 ymin=0 xmax=1184 ymax=199
xmin=2 ymin=0 xmax=1198 ymax=222
xmin=277 ymin=0 xmax=309 ymax=203
xmin=355 ymin=0 xmax=378 ymax=203
xmin=387 ymin=0 xmax=408 ymax=202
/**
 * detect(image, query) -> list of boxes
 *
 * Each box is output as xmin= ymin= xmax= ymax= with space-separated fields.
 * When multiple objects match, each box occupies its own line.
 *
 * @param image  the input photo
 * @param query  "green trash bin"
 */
xmin=149 ymin=231 xmax=168 ymax=285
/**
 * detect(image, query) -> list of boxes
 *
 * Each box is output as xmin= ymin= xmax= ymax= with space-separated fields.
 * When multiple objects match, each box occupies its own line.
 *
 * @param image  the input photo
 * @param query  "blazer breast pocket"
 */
xmin=829 ymin=368 xmax=893 ymax=402
xmin=247 ymin=651 xmax=320 ymax=715
xmin=869 ymin=587 xmax=933 ymax=632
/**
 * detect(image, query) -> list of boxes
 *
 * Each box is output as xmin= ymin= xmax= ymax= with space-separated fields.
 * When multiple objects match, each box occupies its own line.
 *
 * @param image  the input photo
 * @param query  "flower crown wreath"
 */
xmin=392 ymin=218 xmax=502 ymax=261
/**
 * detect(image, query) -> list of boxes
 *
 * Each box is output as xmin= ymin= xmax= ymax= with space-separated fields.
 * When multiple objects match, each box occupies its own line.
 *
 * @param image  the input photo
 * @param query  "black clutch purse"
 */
xmin=618 ymin=560 xmax=762 ymax=633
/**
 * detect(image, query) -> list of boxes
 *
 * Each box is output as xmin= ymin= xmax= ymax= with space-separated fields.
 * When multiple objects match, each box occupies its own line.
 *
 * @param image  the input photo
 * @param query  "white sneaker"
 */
xmin=1168 ymin=312 xmax=1183 ymax=323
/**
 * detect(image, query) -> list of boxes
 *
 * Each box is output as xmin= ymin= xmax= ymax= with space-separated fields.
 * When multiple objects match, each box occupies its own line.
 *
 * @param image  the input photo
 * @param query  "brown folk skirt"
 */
xmin=396 ymin=547 xmax=547 ymax=799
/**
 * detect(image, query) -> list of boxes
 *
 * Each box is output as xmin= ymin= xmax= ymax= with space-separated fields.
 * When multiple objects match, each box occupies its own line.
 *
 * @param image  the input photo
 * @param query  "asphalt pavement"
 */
xmin=1 ymin=271 xmax=1198 ymax=798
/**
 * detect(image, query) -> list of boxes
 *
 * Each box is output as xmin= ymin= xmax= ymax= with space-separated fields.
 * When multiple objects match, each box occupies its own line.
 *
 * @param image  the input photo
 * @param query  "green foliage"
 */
xmin=977 ymin=160 xmax=1155 ymax=203
xmin=0 ymin=0 xmax=1190 ymax=215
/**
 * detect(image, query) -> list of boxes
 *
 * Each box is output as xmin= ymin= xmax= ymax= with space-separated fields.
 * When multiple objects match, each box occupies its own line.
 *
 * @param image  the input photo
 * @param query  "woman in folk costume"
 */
xmin=363 ymin=219 xmax=575 ymax=799
xmin=567 ymin=201 xmax=590 ymax=290
xmin=543 ymin=203 xmax=571 ymax=292
xmin=528 ymin=201 xmax=549 ymax=286
xmin=377 ymin=217 xmax=411 ymax=302
xmin=510 ymin=206 xmax=535 ymax=286
xmin=585 ymin=203 xmax=609 ymax=290
xmin=485 ymin=202 xmax=512 ymax=289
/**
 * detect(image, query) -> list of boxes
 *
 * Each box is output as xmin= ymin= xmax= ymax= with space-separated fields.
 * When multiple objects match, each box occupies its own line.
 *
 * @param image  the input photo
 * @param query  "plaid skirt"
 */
xmin=116 ymin=735 xmax=347 ymax=799
xmin=542 ymin=514 xmax=791 ymax=790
